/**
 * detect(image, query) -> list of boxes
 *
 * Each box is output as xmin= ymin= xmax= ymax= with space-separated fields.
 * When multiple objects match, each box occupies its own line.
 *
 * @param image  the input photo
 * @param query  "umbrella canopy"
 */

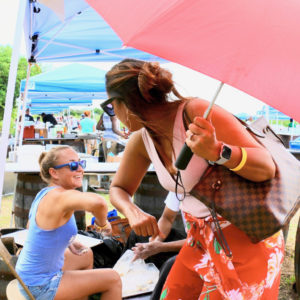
xmin=87 ymin=0 xmax=300 ymax=122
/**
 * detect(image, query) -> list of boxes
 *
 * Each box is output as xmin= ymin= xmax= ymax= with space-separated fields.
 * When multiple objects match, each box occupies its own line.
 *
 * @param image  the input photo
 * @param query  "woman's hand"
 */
xmin=128 ymin=209 xmax=160 ymax=239
xmin=132 ymin=241 xmax=162 ymax=261
xmin=99 ymin=221 xmax=113 ymax=236
xmin=68 ymin=241 xmax=89 ymax=256
xmin=185 ymin=116 xmax=222 ymax=162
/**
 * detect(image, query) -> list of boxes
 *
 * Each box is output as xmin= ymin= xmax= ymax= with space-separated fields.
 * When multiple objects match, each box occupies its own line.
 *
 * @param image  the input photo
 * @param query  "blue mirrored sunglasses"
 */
xmin=53 ymin=160 xmax=86 ymax=171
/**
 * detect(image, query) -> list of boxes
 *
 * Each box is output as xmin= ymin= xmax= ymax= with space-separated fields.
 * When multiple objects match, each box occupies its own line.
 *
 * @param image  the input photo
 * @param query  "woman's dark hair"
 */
xmin=39 ymin=146 xmax=72 ymax=183
xmin=105 ymin=59 xmax=188 ymax=173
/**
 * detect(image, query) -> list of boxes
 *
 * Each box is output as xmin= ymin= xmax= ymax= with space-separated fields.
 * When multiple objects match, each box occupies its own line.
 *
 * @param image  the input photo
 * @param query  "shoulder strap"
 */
xmin=182 ymin=100 xmax=193 ymax=130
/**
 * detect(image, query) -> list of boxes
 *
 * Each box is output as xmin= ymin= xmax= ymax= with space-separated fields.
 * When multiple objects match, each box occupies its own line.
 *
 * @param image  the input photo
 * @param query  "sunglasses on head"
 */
xmin=53 ymin=160 xmax=86 ymax=171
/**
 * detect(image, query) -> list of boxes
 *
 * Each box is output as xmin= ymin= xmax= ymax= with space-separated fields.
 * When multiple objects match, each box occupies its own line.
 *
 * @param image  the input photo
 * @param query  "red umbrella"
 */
xmin=87 ymin=0 xmax=300 ymax=122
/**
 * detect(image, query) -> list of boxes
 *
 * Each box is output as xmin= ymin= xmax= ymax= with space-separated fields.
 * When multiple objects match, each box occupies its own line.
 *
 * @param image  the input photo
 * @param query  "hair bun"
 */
xmin=138 ymin=62 xmax=173 ymax=103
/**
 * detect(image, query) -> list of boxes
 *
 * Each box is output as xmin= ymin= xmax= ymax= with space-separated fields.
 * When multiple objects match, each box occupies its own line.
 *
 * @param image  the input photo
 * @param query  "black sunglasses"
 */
xmin=53 ymin=160 xmax=86 ymax=171
xmin=100 ymin=97 xmax=121 ymax=117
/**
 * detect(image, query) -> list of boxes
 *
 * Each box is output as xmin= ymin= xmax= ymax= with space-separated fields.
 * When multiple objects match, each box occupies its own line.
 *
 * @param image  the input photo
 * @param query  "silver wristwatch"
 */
xmin=214 ymin=143 xmax=232 ymax=165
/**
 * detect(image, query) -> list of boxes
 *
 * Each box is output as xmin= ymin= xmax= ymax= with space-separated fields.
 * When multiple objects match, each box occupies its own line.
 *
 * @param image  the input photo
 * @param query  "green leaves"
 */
xmin=0 ymin=45 xmax=42 ymax=133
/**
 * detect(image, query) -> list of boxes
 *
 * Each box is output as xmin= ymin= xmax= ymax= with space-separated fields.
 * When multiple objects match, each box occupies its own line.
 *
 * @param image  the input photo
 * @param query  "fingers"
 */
xmin=189 ymin=116 xmax=214 ymax=135
xmin=132 ymin=214 xmax=159 ymax=237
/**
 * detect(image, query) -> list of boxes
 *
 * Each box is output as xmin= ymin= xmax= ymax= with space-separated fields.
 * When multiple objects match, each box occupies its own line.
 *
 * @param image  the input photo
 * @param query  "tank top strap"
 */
xmin=29 ymin=186 xmax=58 ymax=219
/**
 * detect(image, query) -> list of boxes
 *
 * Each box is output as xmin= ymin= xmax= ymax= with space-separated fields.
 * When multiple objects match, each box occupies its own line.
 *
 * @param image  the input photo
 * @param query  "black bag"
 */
xmin=78 ymin=230 xmax=124 ymax=268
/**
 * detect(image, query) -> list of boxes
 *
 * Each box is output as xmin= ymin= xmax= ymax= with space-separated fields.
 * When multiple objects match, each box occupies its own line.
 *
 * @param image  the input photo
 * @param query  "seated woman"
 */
xmin=15 ymin=146 xmax=122 ymax=300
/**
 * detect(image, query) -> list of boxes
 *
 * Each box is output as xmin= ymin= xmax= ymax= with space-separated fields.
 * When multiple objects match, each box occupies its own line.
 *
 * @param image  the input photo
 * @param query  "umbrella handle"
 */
xmin=175 ymin=82 xmax=224 ymax=170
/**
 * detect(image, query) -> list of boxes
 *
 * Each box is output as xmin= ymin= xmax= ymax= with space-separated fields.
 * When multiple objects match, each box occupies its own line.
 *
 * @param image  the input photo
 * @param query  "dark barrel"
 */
xmin=295 ymin=216 xmax=300 ymax=296
xmin=14 ymin=173 xmax=86 ymax=230
xmin=134 ymin=173 xmax=185 ymax=236
xmin=14 ymin=173 xmax=47 ymax=228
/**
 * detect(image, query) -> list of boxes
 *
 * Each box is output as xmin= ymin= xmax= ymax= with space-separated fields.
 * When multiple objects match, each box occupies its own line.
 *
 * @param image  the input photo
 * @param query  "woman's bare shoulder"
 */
xmin=185 ymin=98 xmax=210 ymax=119
xmin=125 ymin=129 xmax=150 ymax=161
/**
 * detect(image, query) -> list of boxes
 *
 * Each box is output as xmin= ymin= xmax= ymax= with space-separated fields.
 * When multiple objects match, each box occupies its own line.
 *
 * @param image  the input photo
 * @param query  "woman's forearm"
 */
xmin=222 ymin=146 xmax=275 ymax=182
xmin=110 ymin=186 xmax=136 ymax=217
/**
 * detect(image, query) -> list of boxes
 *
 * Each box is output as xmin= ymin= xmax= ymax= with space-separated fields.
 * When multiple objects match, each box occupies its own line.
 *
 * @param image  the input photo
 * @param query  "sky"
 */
xmin=0 ymin=0 xmax=265 ymax=116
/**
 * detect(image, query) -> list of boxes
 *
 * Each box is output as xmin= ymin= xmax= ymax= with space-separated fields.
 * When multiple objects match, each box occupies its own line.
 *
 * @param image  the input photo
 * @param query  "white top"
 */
xmin=164 ymin=191 xmax=180 ymax=212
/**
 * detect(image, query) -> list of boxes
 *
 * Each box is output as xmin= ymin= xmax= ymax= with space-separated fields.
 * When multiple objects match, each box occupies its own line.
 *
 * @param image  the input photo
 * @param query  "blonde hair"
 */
xmin=38 ymin=146 xmax=73 ymax=183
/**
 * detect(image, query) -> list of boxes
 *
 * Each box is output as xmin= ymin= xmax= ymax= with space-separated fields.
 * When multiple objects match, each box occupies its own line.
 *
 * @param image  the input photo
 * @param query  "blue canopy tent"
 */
xmin=0 ymin=0 xmax=166 ymax=203
xmin=20 ymin=63 xmax=107 ymax=102
xmin=24 ymin=0 xmax=165 ymax=63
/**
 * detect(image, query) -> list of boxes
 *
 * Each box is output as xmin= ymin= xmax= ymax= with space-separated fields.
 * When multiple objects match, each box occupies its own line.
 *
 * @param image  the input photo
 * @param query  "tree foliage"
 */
xmin=0 ymin=45 xmax=42 ymax=120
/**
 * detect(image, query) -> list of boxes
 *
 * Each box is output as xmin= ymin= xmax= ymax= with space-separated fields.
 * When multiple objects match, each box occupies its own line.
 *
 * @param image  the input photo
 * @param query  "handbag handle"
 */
xmin=234 ymin=116 xmax=285 ymax=146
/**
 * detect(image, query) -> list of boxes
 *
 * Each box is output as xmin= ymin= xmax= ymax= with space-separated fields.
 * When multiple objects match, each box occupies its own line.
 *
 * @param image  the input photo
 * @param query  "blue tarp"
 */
xmin=24 ymin=0 xmax=166 ymax=63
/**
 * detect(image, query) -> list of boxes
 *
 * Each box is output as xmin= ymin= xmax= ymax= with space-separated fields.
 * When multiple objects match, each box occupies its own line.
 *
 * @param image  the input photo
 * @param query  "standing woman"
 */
xmin=104 ymin=59 xmax=284 ymax=299
xmin=16 ymin=146 xmax=122 ymax=300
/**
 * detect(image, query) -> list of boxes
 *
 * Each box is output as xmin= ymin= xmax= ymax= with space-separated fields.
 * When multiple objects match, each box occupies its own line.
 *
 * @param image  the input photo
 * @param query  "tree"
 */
xmin=0 ymin=45 xmax=42 ymax=121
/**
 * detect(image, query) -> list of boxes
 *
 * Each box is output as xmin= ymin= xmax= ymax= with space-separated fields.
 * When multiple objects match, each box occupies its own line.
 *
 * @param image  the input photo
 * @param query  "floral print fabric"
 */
xmin=160 ymin=213 xmax=284 ymax=300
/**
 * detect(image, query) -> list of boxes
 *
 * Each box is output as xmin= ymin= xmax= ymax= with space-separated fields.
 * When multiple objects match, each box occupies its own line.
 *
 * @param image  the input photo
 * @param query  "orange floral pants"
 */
xmin=160 ymin=213 xmax=284 ymax=300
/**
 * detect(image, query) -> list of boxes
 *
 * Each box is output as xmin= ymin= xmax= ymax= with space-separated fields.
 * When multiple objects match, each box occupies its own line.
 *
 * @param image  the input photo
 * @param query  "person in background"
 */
xmin=97 ymin=103 xmax=129 ymax=162
xmin=35 ymin=116 xmax=44 ymax=128
xmin=41 ymin=112 xmax=58 ymax=126
xmin=15 ymin=146 xmax=122 ymax=300
xmin=288 ymin=118 xmax=295 ymax=131
xmin=25 ymin=108 xmax=34 ymax=122
xmin=97 ymin=105 xmax=129 ymax=140
xmin=104 ymin=59 xmax=284 ymax=299
xmin=79 ymin=111 xmax=96 ymax=154
xmin=69 ymin=115 xmax=79 ymax=131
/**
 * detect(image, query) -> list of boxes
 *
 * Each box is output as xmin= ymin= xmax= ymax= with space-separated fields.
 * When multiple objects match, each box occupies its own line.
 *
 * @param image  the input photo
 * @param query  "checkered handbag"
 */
xmin=190 ymin=116 xmax=300 ymax=243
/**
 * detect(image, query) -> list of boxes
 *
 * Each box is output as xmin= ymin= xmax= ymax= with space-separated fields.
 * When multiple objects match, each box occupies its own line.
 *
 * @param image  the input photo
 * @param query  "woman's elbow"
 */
xmin=94 ymin=195 xmax=107 ymax=211
xmin=256 ymin=159 xmax=276 ymax=182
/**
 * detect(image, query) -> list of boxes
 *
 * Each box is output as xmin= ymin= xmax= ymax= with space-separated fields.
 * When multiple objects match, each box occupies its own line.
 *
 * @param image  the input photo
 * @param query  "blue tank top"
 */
xmin=16 ymin=186 xmax=77 ymax=286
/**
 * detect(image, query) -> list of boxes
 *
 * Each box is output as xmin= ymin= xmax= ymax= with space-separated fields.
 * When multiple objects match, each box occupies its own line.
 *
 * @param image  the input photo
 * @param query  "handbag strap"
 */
xmin=181 ymin=102 xmax=232 ymax=257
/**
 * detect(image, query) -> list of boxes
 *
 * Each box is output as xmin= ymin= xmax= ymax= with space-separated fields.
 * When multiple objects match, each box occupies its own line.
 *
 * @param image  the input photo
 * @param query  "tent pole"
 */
xmin=13 ymin=97 xmax=22 ymax=161
xmin=0 ymin=0 xmax=26 ymax=209
xmin=18 ymin=63 xmax=32 ymax=148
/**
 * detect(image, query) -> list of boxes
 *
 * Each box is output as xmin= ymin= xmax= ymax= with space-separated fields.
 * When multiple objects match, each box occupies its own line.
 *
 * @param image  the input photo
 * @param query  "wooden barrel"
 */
xmin=134 ymin=173 xmax=185 ymax=236
xmin=295 ymin=216 xmax=300 ymax=296
xmin=14 ymin=173 xmax=47 ymax=228
xmin=14 ymin=173 xmax=86 ymax=230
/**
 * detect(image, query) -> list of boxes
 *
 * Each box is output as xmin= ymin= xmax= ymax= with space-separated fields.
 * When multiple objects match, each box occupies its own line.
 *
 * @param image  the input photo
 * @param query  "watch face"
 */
xmin=222 ymin=145 xmax=232 ymax=160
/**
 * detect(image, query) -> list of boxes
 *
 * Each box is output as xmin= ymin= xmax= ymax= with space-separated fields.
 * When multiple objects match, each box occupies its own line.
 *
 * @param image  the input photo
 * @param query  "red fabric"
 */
xmin=159 ymin=213 xmax=284 ymax=299
xmin=87 ymin=0 xmax=300 ymax=122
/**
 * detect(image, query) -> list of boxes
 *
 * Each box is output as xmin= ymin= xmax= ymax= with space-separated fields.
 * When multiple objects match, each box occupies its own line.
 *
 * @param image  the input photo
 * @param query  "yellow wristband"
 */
xmin=94 ymin=221 xmax=109 ymax=231
xmin=230 ymin=147 xmax=247 ymax=172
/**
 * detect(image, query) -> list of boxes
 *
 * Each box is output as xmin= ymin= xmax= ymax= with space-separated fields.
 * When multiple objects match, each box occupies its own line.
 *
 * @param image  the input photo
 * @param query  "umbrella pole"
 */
xmin=203 ymin=82 xmax=224 ymax=119
xmin=175 ymin=81 xmax=224 ymax=170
